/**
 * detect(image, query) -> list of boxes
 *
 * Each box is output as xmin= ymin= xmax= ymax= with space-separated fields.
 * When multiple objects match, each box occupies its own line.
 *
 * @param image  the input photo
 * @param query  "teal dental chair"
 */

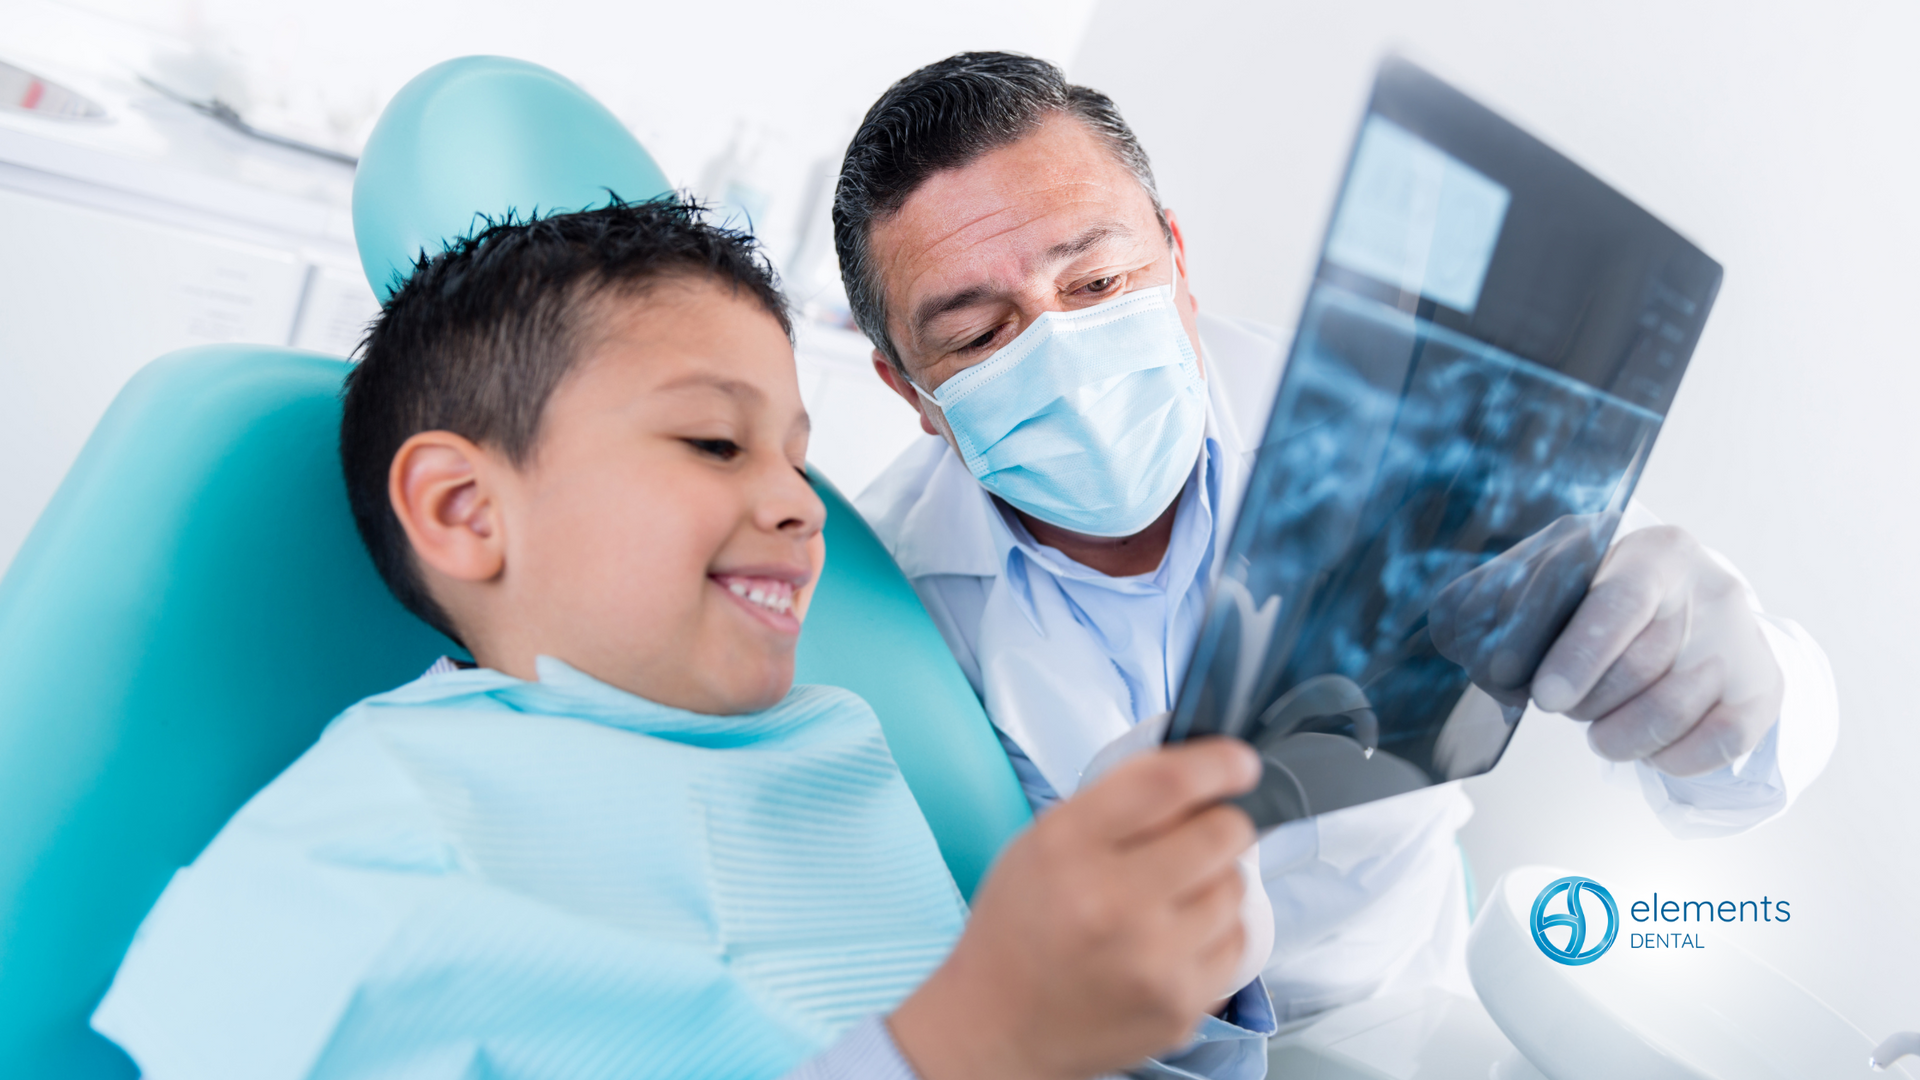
xmin=0 ymin=57 xmax=1029 ymax=1079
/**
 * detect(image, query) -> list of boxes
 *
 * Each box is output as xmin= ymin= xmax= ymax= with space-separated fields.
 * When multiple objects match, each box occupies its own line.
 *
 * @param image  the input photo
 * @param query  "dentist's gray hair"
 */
xmin=832 ymin=52 xmax=1166 ymax=372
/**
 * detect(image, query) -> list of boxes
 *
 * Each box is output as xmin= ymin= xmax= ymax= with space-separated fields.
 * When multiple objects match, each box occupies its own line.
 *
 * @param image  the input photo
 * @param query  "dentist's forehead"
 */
xmin=870 ymin=115 xmax=1162 ymax=321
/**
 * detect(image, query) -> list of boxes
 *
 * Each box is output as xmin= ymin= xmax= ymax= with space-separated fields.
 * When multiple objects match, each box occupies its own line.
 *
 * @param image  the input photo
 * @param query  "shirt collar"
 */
xmin=889 ymin=438 xmax=1004 ymax=580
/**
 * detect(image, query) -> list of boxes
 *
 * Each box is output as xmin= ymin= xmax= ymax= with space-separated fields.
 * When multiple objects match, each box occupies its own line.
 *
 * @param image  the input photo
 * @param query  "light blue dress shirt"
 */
xmin=991 ymin=441 xmax=1219 ymax=812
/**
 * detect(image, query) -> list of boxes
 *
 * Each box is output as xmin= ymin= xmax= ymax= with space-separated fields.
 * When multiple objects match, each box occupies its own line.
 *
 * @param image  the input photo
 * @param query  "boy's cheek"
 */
xmin=793 ymin=535 xmax=828 ymax=622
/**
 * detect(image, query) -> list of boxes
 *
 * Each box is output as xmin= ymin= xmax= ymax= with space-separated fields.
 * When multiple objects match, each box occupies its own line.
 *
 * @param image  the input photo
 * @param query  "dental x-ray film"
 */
xmin=1164 ymin=58 xmax=1722 ymax=830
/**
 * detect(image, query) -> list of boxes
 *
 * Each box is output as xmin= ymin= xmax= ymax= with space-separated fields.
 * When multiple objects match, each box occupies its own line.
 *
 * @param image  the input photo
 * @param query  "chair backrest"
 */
xmin=0 ymin=55 xmax=1030 ymax=1080
xmin=352 ymin=55 xmax=672 ymax=301
xmin=0 ymin=348 xmax=454 ymax=1078
xmin=795 ymin=474 xmax=1032 ymax=897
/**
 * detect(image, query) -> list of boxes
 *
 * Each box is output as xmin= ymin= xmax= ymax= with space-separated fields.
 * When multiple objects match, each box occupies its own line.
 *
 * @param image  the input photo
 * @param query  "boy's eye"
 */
xmin=686 ymin=438 xmax=742 ymax=461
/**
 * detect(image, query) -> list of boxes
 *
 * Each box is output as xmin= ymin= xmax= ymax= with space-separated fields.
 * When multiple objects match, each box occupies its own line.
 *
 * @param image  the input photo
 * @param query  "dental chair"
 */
xmin=0 ymin=57 xmax=1030 ymax=1079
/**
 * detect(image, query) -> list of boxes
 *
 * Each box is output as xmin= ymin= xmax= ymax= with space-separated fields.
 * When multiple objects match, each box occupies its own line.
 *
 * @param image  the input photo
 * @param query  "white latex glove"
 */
xmin=1528 ymin=525 xmax=1785 ymax=777
xmin=1082 ymin=713 xmax=1275 ymax=1003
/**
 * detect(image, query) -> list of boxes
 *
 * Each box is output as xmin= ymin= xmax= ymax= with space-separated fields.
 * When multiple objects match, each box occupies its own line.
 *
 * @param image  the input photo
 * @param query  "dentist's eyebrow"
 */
xmin=908 ymin=221 xmax=1138 ymax=341
xmin=1037 ymin=221 xmax=1134 ymax=265
xmin=910 ymin=284 xmax=1000 ymax=342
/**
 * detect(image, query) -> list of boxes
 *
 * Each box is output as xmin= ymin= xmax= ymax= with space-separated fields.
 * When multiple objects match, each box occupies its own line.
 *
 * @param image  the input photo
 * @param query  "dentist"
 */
xmin=837 ymin=52 xmax=1839 ymax=1020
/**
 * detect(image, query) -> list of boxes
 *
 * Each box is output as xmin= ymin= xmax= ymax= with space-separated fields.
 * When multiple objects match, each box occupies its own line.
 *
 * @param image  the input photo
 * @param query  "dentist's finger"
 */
xmin=1643 ymin=656 xmax=1782 ymax=777
xmin=1644 ymin=697 xmax=1771 ymax=777
xmin=1530 ymin=529 xmax=1701 ymax=712
xmin=1561 ymin=602 xmax=1688 ymax=721
xmin=1530 ymin=571 xmax=1663 ymax=713
xmin=1584 ymin=657 xmax=1726 ymax=762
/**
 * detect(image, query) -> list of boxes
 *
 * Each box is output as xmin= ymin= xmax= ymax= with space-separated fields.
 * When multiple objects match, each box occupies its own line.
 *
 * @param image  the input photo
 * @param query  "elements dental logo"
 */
xmin=1530 ymin=876 xmax=1619 ymax=966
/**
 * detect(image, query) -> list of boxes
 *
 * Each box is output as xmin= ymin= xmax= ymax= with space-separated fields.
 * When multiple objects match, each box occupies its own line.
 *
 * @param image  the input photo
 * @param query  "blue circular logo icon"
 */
xmin=1530 ymin=876 xmax=1618 ymax=966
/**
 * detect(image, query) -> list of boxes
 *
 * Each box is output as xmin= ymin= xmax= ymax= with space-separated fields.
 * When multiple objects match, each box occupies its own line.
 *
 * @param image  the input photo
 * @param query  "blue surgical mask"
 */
xmin=914 ymin=281 xmax=1207 ymax=538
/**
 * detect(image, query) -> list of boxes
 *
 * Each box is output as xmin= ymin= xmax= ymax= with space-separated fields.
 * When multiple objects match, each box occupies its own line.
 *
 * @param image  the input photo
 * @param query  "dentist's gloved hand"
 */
xmin=888 ymin=739 xmax=1260 ymax=1080
xmin=1083 ymin=712 xmax=1274 ymax=1002
xmin=1430 ymin=514 xmax=1615 ymax=710
xmin=1527 ymin=525 xmax=1784 ymax=777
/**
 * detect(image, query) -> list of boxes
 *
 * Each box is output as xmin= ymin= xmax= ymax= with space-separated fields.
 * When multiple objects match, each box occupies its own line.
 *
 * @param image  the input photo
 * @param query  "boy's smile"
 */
xmin=389 ymin=275 xmax=825 ymax=715
xmin=712 ymin=571 xmax=801 ymax=628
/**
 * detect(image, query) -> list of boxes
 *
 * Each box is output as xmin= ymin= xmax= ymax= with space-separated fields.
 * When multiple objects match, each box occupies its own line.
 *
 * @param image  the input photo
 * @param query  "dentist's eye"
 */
xmin=686 ymin=438 xmax=742 ymax=461
xmin=1084 ymin=275 xmax=1118 ymax=295
xmin=961 ymin=328 xmax=997 ymax=353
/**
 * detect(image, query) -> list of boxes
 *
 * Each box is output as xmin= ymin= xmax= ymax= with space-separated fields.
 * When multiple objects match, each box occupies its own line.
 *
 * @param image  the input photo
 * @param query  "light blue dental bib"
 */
xmin=93 ymin=659 xmax=966 ymax=1080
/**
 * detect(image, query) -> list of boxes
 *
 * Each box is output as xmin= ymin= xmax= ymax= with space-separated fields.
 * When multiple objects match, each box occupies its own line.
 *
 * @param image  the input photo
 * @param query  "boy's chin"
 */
xmin=722 ymin=682 xmax=794 ymax=715
xmin=571 ymin=652 xmax=793 ymax=716
xmin=699 ymin=660 xmax=796 ymax=716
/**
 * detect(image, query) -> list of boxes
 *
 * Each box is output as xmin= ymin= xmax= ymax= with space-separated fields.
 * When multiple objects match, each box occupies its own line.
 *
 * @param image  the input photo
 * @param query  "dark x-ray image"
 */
xmin=1165 ymin=58 xmax=1723 ymax=830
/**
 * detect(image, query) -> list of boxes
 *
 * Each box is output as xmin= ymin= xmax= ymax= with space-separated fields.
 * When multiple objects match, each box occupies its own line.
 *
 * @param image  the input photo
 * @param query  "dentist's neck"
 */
xmin=1013 ymin=498 xmax=1180 ymax=578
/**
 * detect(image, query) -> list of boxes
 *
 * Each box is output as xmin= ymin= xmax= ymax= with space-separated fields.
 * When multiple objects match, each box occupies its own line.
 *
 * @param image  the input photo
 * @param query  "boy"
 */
xmin=93 ymin=200 xmax=1275 ymax=1080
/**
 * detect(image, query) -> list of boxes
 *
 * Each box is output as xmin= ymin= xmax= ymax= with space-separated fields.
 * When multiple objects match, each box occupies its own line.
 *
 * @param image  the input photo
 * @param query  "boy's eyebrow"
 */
xmin=655 ymin=372 xmax=766 ymax=401
xmin=656 ymin=370 xmax=810 ymax=435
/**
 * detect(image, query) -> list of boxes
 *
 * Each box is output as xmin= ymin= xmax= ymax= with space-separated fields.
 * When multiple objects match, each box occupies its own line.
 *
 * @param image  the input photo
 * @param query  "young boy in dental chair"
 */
xmin=91 ymin=200 xmax=1277 ymax=1080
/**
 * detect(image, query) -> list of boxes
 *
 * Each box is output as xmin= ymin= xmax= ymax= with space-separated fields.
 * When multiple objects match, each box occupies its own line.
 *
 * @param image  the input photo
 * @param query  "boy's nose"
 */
xmin=757 ymin=461 xmax=827 ymax=538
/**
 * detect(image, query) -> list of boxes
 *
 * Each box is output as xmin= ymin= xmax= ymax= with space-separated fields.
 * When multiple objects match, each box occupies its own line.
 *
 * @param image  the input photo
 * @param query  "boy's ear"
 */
xmin=388 ymin=431 xmax=507 ymax=585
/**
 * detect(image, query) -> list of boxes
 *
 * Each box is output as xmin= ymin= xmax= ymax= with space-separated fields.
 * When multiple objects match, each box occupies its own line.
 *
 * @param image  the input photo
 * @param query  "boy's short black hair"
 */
xmin=341 ymin=196 xmax=791 ymax=642
xmin=832 ymin=52 xmax=1165 ymax=371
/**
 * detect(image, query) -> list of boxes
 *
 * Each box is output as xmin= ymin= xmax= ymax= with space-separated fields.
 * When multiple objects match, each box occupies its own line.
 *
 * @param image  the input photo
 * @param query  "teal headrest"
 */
xmin=352 ymin=56 xmax=672 ymax=301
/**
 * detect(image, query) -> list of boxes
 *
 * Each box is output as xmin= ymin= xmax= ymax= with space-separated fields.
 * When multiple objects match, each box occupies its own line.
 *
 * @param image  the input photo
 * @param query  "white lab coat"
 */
xmin=856 ymin=310 xmax=1840 ymax=1022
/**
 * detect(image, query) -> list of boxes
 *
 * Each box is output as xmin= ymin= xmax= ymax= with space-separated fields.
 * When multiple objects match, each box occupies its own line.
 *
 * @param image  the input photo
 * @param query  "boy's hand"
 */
xmin=889 ymin=739 xmax=1261 ymax=1080
xmin=1082 ymin=712 xmax=1275 ymax=1003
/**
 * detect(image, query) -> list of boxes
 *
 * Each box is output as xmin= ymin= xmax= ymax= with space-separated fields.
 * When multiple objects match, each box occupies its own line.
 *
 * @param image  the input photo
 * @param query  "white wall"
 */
xmin=1074 ymin=0 xmax=1920 ymax=1039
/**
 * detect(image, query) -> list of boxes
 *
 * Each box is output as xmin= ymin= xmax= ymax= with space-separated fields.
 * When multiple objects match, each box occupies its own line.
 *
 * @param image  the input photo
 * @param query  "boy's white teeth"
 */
xmin=723 ymin=577 xmax=794 ymax=615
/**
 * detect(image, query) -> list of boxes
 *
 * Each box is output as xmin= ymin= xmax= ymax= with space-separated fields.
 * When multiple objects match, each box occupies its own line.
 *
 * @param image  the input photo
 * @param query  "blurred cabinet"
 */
xmin=0 ymin=107 xmax=377 ymax=573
